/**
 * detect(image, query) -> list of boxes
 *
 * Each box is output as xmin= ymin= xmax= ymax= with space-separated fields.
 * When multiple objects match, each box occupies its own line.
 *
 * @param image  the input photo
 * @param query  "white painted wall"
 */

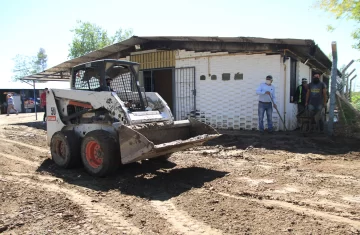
xmin=175 ymin=50 xmax=285 ymax=130
xmin=298 ymin=61 xmax=311 ymax=85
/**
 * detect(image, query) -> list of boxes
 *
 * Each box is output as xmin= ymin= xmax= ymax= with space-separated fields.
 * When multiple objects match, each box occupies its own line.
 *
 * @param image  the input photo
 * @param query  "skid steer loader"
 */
xmin=46 ymin=59 xmax=220 ymax=177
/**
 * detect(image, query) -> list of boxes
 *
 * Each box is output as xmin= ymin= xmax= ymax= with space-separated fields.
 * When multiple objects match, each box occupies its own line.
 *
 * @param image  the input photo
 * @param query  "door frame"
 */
xmin=139 ymin=66 xmax=196 ymax=120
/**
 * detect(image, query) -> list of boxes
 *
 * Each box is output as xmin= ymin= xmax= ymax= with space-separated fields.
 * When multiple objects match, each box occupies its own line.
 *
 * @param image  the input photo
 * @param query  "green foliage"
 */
xmin=12 ymin=48 xmax=48 ymax=81
xmin=326 ymin=24 xmax=335 ymax=32
xmin=352 ymin=91 xmax=360 ymax=110
xmin=68 ymin=20 xmax=133 ymax=59
xmin=317 ymin=0 xmax=360 ymax=50
xmin=34 ymin=48 xmax=48 ymax=72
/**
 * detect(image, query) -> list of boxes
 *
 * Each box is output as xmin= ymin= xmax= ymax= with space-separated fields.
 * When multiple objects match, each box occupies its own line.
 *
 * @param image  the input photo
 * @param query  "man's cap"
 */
xmin=266 ymin=75 xmax=273 ymax=80
xmin=302 ymin=78 xmax=308 ymax=82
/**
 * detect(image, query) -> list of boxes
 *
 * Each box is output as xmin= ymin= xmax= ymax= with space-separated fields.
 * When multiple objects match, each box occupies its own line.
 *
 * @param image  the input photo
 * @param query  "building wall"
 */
xmin=175 ymin=50 xmax=284 ymax=130
xmin=298 ymin=61 xmax=311 ymax=84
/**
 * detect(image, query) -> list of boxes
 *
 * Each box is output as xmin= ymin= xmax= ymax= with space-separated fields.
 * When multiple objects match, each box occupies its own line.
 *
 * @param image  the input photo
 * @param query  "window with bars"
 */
xmin=105 ymin=63 xmax=144 ymax=111
xmin=71 ymin=61 xmax=145 ymax=112
xmin=74 ymin=69 xmax=101 ymax=90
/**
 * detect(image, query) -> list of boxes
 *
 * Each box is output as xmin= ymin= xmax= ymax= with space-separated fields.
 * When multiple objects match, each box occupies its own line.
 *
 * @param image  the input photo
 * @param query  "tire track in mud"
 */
xmin=0 ymin=137 xmax=48 ymax=154
xmin=0 ymin=153 xmax=39 ymax=167
xmin=1 ymin=175 xmax=142 ymax=235
xmin=217 ymin=192 xmax=360 ymax=229
xmin=0 ymin=152 xmax=222 ymax=235
xmin=150 ymin=195 xmax=223 ymax=235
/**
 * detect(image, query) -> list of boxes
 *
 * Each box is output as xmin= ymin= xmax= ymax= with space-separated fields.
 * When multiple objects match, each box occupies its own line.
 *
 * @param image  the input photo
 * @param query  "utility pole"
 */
xmin=328 ymin=42 xmax=338 ymax=136
xmin=341 ymin=60 xmax=354 ymax=96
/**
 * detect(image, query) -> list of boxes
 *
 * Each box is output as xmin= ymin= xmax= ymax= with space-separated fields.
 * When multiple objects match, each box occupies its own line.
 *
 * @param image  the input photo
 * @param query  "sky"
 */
xmin=1 ymin=0 xmax=360 ymax=91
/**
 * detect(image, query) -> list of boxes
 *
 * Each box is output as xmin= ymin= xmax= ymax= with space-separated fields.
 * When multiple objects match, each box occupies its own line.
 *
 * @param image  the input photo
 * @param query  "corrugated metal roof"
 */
xmin=21 ymin=36 xmax=338 ymax=81
xmin=1 ymin=81 xmax=70 ymax=90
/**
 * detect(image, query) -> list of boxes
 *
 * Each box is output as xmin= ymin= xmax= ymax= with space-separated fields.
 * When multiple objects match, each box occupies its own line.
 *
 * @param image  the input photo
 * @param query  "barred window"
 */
xmin=74 ymin=69 xmax=101 ymax=90
xmin=106 ymin=63 xmax=144 ymax=111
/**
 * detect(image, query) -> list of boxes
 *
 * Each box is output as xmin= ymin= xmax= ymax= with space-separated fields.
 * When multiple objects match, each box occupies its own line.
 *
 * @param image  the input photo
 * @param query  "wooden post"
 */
xmin=328 ymin=42 xmax=338 ymax=136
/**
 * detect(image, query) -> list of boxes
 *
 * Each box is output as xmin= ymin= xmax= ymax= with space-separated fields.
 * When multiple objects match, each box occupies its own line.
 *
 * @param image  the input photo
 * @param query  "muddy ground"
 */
xmin=0 ymin=113 xmax=360 ymax=235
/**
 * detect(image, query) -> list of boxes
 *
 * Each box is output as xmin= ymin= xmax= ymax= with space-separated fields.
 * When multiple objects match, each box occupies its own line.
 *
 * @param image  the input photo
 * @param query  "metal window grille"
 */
xmin=74 ymin=69 xmax=100 ymax=90
xmin=175 ymin=67 xmax=195 ymax=120
xmin=110 ymin=72 xmax=144 ymax=111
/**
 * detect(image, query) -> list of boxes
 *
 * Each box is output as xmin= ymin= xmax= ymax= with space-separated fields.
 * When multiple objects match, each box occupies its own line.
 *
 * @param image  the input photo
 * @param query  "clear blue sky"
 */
xmin=1 ymin=0 xmax=360 ymax=91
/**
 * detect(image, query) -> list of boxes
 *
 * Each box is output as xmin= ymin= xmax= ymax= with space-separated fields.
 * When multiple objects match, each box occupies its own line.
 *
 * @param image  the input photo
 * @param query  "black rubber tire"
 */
xmin=50 ymin=131 xmax=81 ymax=168
xmin=81 ymin=130 xmax=120 ymax=177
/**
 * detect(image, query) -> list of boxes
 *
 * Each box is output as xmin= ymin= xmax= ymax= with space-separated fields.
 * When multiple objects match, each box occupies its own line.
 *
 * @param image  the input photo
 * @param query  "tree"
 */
xmin=34 ymin=48 xmax=48 ymax=72
xmin=316 ymin=0 xmax=360 ymax=50
xmin=68 ymin=20 xmax=133 ymax=59
xmin=12 ymin=48 xmax=48 ymax=81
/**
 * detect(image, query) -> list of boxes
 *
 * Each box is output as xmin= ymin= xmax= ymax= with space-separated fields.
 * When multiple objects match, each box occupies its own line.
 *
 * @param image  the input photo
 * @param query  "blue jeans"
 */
xmin=308 ymin=104 xmax=323 ymax=112
xmin=258 ymin=102 xmax=273 ymax=132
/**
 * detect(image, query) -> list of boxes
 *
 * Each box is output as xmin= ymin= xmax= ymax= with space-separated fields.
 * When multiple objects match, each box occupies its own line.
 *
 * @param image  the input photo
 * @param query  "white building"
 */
xmin=23 ymin=36 xmax=337 ymax=131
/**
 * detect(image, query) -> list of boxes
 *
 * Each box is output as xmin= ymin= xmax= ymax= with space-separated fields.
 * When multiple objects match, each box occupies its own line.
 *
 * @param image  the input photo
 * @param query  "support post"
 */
xmin=33 ymin=80 xmax=37 ymax=120
xmin=349 ymin=75 xmax=357 ymax=101
xmin=345 ymin=68 xmax=356 ymax=97
xmin=341 ymin=60 xmax=354 ymax=96
xmin=328 ymin=42 xmax=338 ymax=136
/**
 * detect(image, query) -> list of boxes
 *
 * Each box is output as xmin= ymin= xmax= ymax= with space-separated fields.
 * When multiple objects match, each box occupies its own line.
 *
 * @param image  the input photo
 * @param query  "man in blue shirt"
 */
xmin=6 ymin=94 xmax=19 ymax=116
xmin=256 ymin=75 xmax=277 ymax=134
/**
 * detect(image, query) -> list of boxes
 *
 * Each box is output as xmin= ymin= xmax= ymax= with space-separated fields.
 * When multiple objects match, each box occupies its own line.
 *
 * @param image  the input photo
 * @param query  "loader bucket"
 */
xmin=118 ymin=118 xmax=221 ymax=164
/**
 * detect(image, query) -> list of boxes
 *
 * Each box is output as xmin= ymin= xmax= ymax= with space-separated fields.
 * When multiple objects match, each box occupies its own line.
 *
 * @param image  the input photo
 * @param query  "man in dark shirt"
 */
xmin=294 ymin=78 xmax=308 ymax=114
xmin=306 ymin=72 xmax=327 ymax=131
xmin=306 ymin=73 xmax=327 ymax=112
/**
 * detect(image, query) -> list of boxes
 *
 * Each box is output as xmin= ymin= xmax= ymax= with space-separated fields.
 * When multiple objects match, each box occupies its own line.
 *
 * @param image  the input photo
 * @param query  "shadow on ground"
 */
xmin=11 ymin=121 xmax=46 ymax=131
xmin=36 ymin=158 xmax=228 ymax=201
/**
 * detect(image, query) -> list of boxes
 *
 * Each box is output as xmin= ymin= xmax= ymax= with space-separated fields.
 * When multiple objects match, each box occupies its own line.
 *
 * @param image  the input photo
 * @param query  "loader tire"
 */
xmin=51 ymin=131 xmax=81 ymax=169
xmin=81 ymin=130 xmax=120 ymax=177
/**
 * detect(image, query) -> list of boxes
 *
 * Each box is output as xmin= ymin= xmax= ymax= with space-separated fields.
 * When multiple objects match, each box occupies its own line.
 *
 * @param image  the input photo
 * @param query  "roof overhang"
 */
xmin=20 ymin=36 xmax=341 ymax=81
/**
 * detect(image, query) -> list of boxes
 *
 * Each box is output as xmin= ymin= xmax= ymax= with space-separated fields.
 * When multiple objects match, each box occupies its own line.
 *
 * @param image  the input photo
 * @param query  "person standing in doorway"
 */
xmin=256 ymin=75 xmax=277 ymax=134
xmin=6 ymin=94 xmax=18 ymax=116
xmin=306 ymin=73 xmax=327 ymax=111
xmin=294 ymin=78 xmax=308 ymax=114
xmin=305 ymin=72 xmax=327 ymax=131
xmin=40 ymin=88 xmax=48 ymax=122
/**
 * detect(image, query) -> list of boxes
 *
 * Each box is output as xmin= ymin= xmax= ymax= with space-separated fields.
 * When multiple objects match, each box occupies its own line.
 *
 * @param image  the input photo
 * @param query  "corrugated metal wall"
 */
xmin=130 ymin=51 xmax=175 ymax=69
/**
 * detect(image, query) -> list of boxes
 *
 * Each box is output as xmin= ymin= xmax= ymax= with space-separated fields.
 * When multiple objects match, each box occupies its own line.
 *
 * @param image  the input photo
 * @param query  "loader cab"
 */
xmin=71 ymin=59 xmax=145 ymax=111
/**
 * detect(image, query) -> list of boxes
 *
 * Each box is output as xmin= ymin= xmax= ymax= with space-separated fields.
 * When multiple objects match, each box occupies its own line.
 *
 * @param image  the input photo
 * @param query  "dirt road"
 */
xmin=0 ymin=113 xmax=360 ymax=234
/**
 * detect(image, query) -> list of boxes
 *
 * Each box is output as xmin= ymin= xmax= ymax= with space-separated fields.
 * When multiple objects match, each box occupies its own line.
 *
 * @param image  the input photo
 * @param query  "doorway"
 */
xmin=140 ymin=67 xmax=196 ymax=120
xmin=143 ymin=68 xmax=174 ymax=112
